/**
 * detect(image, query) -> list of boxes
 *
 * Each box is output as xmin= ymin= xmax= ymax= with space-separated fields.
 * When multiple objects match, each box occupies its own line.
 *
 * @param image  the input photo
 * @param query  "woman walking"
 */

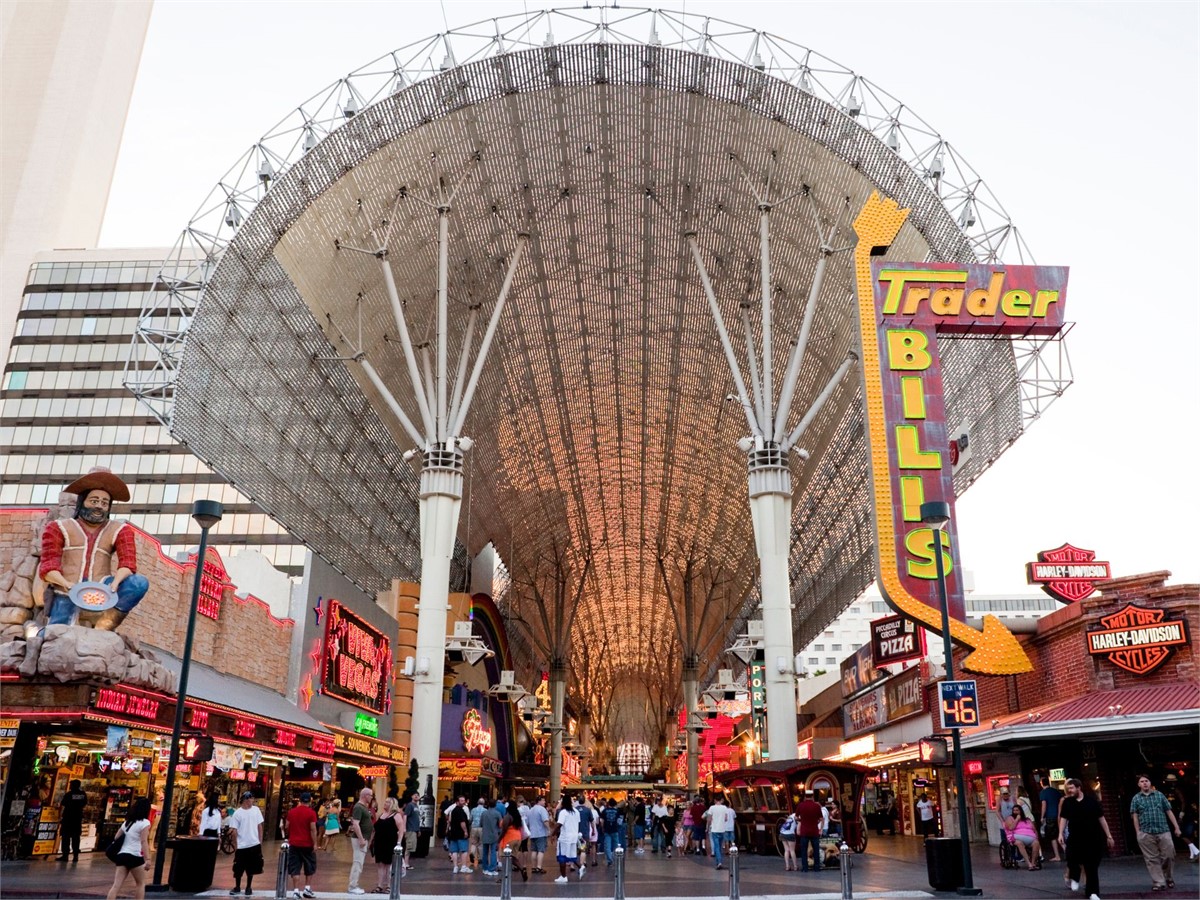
xmin=200 ymin=792 xmax=223 ymax=838
xmin=779 ymin=809 xmax=798 ymax=871
xmin=106 ymin=797 xmax=152 ymax=900
xmin=321 ymin=799 xmax=341 ymax=851
xmin=499 ymin=801 xmax=529 ymax=881
xmin=1058 ymin=778 xmax=1115 ymax=900
xmin=372 ymin=797 xmax=402 ymax=892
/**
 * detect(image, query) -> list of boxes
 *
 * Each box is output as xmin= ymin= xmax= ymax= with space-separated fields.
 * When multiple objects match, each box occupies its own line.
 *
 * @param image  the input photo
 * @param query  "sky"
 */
xmin=100 ymin=0 xmax=1200 ymax=595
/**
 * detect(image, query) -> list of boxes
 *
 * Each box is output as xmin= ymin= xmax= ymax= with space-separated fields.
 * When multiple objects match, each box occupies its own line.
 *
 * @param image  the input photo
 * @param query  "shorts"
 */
xmin=114 ymin=852 xmax=145 ymax=869
xmin=780 ymin=834 xmax=796 ymax=842
xmin=1012 ymin=833 xmax=1035 ymax=847
xmin=404 ymin=831 xmax=418 ymax=853
xmin=286 ymin=846 xmax=317 ymax=876
xmin=556 ymin=839 xmax=577 ymax=863
xmin=1042 ymin=820 xmax=1059 ymax=842
xmin=634 ymin=824 xmax=645 ymax=839
xmin=691 ymin=825 xmax=705 ymax=840
xmin=449 ymin=838 xmax=469 ymax=853
xmin=233 ymin=845 xmax=265 ymax=876
xmin=529 ymin=836 xmax=547 ymax=852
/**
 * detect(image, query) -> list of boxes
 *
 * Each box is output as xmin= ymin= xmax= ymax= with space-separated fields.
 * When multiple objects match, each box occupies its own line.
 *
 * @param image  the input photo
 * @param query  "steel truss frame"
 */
xmin=123 ymin=5 xmax=1073 ymax=714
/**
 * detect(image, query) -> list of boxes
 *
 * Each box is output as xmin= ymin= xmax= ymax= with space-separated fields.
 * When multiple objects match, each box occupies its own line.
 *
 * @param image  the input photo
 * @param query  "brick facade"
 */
xmin=0 ymin=507 xmax=294 ymax=692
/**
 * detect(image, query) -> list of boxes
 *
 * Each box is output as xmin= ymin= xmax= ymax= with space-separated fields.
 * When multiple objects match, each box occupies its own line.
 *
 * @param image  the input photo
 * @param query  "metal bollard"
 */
xmin=728 ymin=844 xmax=740 ymax=900
xmin=389 ymin=843 xmax=404 ymax=900
xmin=501 ymin=847 xmax=513 ymax=900
xmin=839 ymin=841 xmax=853 ymax=900
xmin=613 ymin=846 xmax=626 ymax=900
xmin=274 ymin=840 xmax=290 ymax=900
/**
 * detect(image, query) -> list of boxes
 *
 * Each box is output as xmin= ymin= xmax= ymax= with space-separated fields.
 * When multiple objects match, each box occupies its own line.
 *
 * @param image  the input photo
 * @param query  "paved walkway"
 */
xmin=1 ymin=835 xmax=1196 ymax=899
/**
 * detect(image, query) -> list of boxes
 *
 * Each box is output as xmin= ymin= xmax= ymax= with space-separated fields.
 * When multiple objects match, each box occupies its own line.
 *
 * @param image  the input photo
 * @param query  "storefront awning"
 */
xmin=151 ymin=648 xmax=329 ymax=735
xmin=960 ymin=683 xmax=1199 ymax=750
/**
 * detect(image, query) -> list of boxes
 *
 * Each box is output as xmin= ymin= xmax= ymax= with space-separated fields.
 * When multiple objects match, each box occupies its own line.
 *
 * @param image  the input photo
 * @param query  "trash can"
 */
xmin=925 ymin=837 xmax=964 ymax=891
xmin=167 ymin=836 xmax=219 ymax=893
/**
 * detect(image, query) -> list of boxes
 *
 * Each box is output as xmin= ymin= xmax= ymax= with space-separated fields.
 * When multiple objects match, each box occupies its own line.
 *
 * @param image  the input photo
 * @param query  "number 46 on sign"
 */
xmin=938 ymin=680 xmax=979 ymax=729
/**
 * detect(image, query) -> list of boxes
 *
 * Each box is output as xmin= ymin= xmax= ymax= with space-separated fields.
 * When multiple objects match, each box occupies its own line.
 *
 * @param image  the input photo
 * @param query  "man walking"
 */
xmin=346 ymin=787 xmax=374 ymax=895
xmin=283 ymin=791 xmax=318 ymax=899
xmin=1039 ymin=776 xmax=1064 ymax=861
xmin=601 ymin=799 xmax=622 ymax=866
xmin=402 ymin=792 xmax=421 ymax=872
xmin=469 ymin=797 xmax=486 ymax=872
xmin=229 ymin=791 xmax=265 ymax=897
xmin=480 ymin=798 xmax=502 ymax=875
xmin=56 ymin=780 xmax=87 ymax=861
xmin=1059 ymin=777 xmax=1115 ymax=900
xmin=796 ymin=790 xmax=824 ymax=872
xmin=1130 ymin=774 xmax=1182 ymax=892
xmin=527 ymin=796 xmax=551 ymax=874
xmin=448 ymin=796 xmax=471 ymax=873
xmin=704 ymin=795 xmax=735 ymax=870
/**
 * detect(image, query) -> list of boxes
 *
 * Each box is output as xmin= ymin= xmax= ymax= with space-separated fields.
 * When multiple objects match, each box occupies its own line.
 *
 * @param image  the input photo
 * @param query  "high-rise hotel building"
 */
xmin=0 ymin=248 xmax=307 ymax=576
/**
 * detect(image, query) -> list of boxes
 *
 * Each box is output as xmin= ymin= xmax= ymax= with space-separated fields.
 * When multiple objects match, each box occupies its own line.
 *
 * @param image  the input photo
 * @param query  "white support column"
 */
xmin=757 ymin=205 xmax=775 ymax=429
xmin=549 ymin=662 xmax=566 ymax=805
xmin=682 ymin=662 xmax=699 ymax=793
xmin=409 ymin=449 xmax=465 ymax=794
xmin=748 ymin=449 xmax=799 ymax=762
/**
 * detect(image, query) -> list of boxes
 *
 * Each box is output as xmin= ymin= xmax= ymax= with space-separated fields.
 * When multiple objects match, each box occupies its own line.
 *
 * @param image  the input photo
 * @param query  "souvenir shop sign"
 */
xmin=1086 ymin=604 xmax=1188 ymax=676
xmin=853 ymin=194 xmax=1064 ymax=676
xmin=329 ymin=726 xmax=408 ymax=764
xmin=1027 ymin=543 xmax=1111 ymax=603
xmin=321 ymin=599 xmax=393 ymax=713
xmin=0 ymin=718 xmax=18 ymax=749
xmin=870 ymin=614 xmax=926 ymax=668
xmin=844 ymin=666 xmax=925 ymax=737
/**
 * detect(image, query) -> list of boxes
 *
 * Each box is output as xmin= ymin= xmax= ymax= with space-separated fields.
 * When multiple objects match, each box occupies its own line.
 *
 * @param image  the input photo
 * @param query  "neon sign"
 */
xmin=232 ymin=719 xmax=256 ymax=739
xmin=321 ymin=600 xmax=392 ymax=714
xmin=274 ymin=729 xmax=297 ymax=748
xmin=94 ymin=688 xmax=159 ymax=721
xmin=1027 ymin=544 xmax=1111 ymax=603
xmin=188 ymin=548 xmax=231 ymax=620
xmin=853 ymin=194 xmax=1067 ymax=675
xmin=1086 ymin=604 xmax=1188 ymax=675
xmin=461 ymin=709 xmax=492 ymax=753
xmin=189 ymin=708 xmax=209 ymax=729
xmin=354 ymin=713 xmax=379 ymax=737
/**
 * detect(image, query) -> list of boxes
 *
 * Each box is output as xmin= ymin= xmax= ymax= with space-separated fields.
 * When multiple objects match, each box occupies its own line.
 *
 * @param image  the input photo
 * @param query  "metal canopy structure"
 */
xmin=127 ymin=6 xmax=1071 ymax=746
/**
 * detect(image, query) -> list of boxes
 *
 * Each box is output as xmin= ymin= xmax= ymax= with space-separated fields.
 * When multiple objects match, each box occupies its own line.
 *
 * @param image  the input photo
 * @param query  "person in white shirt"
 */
xmin=553 ymin=795 xmax=584 ymax=883
xmin=916 ymin=793 xmax=937 ymax=837
xmin=106 ymin=797 xmax=152 ymax=900
xmin=200 ymin=792 xmax=223 ymax=837
xmin=228 ymin=791 xmax=265 ymax=896
xmin=704 ymin=797 xmax=736 ymax=870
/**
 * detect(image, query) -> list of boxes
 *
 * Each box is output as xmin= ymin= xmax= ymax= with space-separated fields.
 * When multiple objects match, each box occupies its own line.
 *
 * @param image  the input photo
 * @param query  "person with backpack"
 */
xmin=601 ymin=799 xmax=622 ymax=866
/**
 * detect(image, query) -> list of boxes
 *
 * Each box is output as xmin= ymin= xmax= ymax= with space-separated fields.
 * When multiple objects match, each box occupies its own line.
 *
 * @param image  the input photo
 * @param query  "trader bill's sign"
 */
xmin=1087 ymin=604 xmax=1188 ymax=676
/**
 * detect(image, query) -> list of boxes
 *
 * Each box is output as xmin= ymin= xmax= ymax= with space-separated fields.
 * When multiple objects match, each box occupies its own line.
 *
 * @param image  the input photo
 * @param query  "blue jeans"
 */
xmin=482 ymin=843 xmax=497 ymax=871
xmin=711 ymin=831 xmax=727 ymax=866
xmin=48 ymin=574 xmax=149 ymax=625
xmin=799 ymin=835 xmax=822 ymax=871
xmin=603 ymin=833 xmax=620 ymax=862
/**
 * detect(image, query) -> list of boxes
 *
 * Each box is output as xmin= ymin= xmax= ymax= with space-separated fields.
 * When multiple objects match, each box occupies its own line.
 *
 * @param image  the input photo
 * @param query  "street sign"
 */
xmin=938 ymin=680 xmax=979 ymax=729
xmin=919 ymin=736 xmax=948 ymax=763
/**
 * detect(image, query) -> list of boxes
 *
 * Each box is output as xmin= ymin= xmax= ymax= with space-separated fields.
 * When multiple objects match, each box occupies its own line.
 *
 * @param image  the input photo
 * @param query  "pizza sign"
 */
xmin=1086 ymin=604 xmax=1188 ymax=676
xmin=1026 ymin=543 xmax=1111 ymax=603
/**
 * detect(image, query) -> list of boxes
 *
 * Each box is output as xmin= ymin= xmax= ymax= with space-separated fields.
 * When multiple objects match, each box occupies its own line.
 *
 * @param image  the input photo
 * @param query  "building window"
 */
xmin=3 ymin=370 xmax=27 ymax=390
xmin=831 ymin=644 xmax=842 ymax=651
xmin=807 ymin=657 xmax=819 ymax=665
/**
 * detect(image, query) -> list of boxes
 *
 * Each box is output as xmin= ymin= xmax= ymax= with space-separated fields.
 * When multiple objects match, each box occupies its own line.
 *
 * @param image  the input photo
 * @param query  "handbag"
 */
xmin=105 ymin=826 xmax=126 ymax=863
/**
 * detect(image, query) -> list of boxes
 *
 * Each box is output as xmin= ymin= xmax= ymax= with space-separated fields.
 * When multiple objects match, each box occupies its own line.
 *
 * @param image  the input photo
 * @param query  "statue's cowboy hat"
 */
xmin=65 ymin=468 xmax=130 ymax=503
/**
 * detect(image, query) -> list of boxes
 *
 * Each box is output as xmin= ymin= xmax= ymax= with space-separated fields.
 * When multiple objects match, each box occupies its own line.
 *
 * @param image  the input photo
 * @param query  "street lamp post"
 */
xmin=148 ymin=500 xmax=223 ymax=891
xmin=920 ymin=500 xmax=980 ymax=897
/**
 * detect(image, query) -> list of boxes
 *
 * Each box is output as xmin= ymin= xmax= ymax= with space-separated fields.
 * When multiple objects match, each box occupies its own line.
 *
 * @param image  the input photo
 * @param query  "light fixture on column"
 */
xmin=487 ymin=670 xmax=529 ymax=703
xmin=445 ymin=621 xmax=493 ymax=665
xmin=703 ymin=668 xmax=742 ymax=703
xmin=726 ymin=619 xmax=765 ymax=665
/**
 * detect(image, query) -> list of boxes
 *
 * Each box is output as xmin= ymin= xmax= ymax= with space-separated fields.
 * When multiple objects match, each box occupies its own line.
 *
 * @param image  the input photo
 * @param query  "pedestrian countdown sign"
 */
xmin=938 ymin=680 xmax=979 ymax=729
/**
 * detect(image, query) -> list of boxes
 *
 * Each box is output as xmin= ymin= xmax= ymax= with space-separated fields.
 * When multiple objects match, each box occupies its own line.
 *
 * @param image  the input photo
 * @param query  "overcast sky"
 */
xmin=101 ymin=0 xmax=1199 ymax=595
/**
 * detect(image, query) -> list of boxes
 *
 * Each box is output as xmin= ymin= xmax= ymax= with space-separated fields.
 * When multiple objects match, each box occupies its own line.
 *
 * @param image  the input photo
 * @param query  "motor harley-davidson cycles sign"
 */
xmin=1086 ymin=604 xmax=1188 ymax=676
xmin=1027 ymin=543 xmax=1111 ymax=603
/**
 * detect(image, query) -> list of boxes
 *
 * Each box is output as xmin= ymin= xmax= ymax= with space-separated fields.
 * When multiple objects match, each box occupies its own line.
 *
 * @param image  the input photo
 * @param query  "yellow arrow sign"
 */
xmin=853 ymin=192 xmax=1031 ymax=675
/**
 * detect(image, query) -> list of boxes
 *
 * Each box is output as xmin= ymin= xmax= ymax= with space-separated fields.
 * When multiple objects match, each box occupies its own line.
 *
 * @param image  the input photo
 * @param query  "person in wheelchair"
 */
xmin=1006 ymin=805 xmax=1043 ymax=870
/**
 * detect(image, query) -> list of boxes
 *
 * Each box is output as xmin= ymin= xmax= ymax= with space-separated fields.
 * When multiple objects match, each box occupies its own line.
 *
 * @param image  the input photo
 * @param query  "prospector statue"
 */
xmin=39 ymin=469 xmax=148 ymax=631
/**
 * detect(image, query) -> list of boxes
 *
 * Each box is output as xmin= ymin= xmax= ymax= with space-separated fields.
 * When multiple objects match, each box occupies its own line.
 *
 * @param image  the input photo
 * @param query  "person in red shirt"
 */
xmin=39 ymin=469 xmax=148 ymax=631
xmin=284 ymin=792 xmax=319 ymax=898
xmin=795 ymin=791 xmax=825 ymax=873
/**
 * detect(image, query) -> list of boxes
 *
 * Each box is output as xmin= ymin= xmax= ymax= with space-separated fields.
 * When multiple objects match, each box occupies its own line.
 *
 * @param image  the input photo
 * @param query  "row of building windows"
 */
xmin=1 ymin=453 xmax=215 ymax=478
xmin=16 ymin=315 xmax=186 ymax=338
xmin=3 ymin=369 xmax=144 ymax=392
xmin=27 ymin=261 xmax=166 ymax=286
xmin=806 ymin=657 xmax=838 ymax=666
xmin=8 ymin=343 xmax=154 ymax=364
xmin=1 ymin=424 xmax=169 ymax=447
xmin=0 ymin=481 xmax=254 ymax=507
xmin=3 ymin=396 xmax=146 ymax=420
xmin=131 ymin=512 xmax=286 ymax=538
xmin=810 ymin=643 xmax=843 ymax=652
xmin=18 ymin=291 xmax=154 ymax=312
xmin=159 ymin=542 xmax=308 ymax=571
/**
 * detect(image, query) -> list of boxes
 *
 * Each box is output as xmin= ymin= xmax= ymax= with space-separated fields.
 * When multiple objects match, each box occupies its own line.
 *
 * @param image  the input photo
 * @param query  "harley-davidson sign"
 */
xmin=1027 ymin=543 xmax=1111 ymax=603
xmin=1086 ymin=604 xmax=1188 ymax=676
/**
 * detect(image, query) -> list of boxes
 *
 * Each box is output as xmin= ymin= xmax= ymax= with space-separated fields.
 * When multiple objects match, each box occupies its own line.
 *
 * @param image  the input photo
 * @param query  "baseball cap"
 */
xmin=241 ymin=790 xmax=254 ymax=800
xmin=300 ymin=791 xmax=312 ymax=802
xmin=1000 ymin=787 xmax=1010 ymax=794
